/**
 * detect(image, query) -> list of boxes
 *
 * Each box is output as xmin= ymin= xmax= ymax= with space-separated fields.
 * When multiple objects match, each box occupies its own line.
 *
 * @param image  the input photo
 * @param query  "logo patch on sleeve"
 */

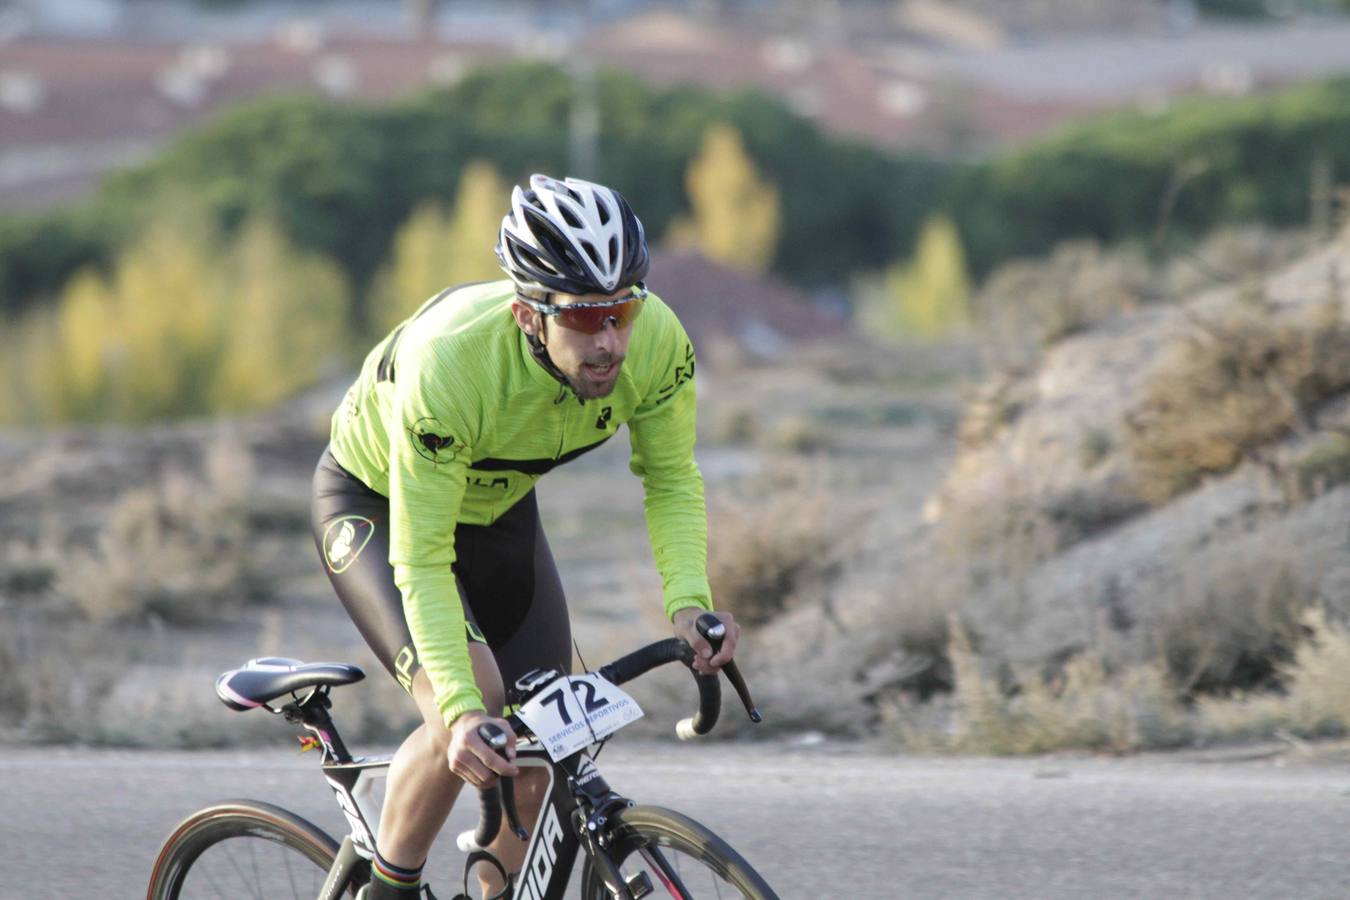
xmin=323 ymin=516 xmax=375 ymax=574
xmin=409 ymin=417 xmax=459 ymax=464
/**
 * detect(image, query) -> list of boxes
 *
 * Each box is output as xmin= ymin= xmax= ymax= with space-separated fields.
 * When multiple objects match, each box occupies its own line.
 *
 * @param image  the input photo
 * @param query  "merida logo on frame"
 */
xmin=515 ymin=803 xmax=566 ymax=900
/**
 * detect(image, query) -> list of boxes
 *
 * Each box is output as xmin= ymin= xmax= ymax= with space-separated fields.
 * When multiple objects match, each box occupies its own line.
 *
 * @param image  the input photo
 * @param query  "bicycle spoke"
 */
xmin=283 ymin=838 xmax=301 ymax=897
xmin=219 ymin=839 xmax=264 ymax=900
xmin=199 ymin=853 xmax=229 ymax=899
xmin=249 ymin=838 xmax=263 ymax=899
xmin=181 ymin=836 xmax=327 ymax=899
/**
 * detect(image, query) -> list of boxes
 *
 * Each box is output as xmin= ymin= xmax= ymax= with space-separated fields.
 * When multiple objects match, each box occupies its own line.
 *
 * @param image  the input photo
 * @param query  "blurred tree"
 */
xmin=668 ymin=124 xmax=781 ymax=274
xmin=47 ymin=269 xmax=117 ymax=420
xmin=213 ymin=217 xmax=352 ymax=411
xmin=111 ymin=221 xmax=223 ymax=418
xmin=899 ymin=213 xmax=972 ymax=338
xmin=0 ymin=209 xmax=352 ymax=424
xmin=369 ymin=161 xmax=510 ymax=335
xmin=856 ymin=213 xmax=971 ymax=342
xmin=0 ymin=64 xmax=938 ymax=322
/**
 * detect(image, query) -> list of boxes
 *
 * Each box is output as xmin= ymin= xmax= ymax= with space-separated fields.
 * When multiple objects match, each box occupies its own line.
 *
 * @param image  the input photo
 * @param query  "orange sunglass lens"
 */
xmin=557 ymin=299 xmax=642 ymax=333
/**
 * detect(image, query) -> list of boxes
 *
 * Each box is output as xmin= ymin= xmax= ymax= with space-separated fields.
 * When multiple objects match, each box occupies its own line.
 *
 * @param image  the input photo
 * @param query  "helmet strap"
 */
xmin=525 ymin=320 xmax=574 ymax=397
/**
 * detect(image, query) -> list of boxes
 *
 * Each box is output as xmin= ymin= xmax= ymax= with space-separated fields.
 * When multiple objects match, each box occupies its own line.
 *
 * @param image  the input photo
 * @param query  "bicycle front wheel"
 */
xmin=581 ymin=805 xmax=779 ymax=899
xmin=146 ymin=799 xmax=364 ymax=899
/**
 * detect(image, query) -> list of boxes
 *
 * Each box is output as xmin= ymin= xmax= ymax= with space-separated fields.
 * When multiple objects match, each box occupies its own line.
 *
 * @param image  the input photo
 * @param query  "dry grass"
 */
xmin=975 ymin=226 xmax=1321 ymax=373
xmin=1154 ymin=555 xmax=1318 ymax=695
xmin=1126 ymin=290 xmax=1350 ymax=505
xmin=882 ymin=575 xmax=1350 ymax=756
xmin=0 ymin=621 xmax=120 ymax=742
xmin=54 ymin=441 xmax=276 ymax=625
xmin=707 ymin=463 xmax=863 ymax=626
xmin=1197 ymin=608 xmax=1350 ymax=742
xmin=977 ymin=240 xmax=1148 ymax=368
xmin=886 ymin=607 xmax=1350 ymax=756
xmin=1287 ymin=430 xmax=1350 ymax=499
xmin=897 ymin=614 xmax=1189 ymax=755
xmin=0 ymin=610 xmax=419 ymax=747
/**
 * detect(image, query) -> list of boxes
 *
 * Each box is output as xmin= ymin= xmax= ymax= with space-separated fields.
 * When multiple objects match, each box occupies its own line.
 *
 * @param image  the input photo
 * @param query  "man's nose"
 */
xmin=594 ymin=320 xmax=620 ymax=353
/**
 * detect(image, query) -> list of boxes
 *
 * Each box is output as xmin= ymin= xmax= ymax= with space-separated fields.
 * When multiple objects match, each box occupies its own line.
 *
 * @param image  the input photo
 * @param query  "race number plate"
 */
xmin=515 ymin=673 xmax=644 ymax=761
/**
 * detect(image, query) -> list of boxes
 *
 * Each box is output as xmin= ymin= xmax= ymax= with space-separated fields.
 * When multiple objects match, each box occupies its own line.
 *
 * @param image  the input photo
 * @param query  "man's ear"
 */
xmin=509 ymin=299 xmax=537 ymax=336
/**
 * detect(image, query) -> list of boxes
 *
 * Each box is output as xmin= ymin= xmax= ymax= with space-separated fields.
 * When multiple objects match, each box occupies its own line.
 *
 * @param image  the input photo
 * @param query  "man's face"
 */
xmin=512 ymin=287 xmax=638 ymax=401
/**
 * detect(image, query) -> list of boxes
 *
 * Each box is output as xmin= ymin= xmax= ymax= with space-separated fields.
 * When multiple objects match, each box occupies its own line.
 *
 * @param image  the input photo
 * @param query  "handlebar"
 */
xmin=467 ymin=613 xmax=762 ymax=848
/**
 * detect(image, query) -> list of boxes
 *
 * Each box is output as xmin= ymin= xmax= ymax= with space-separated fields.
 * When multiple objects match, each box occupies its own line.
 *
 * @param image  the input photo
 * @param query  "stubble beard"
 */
xmin=568 ymin=357 xmax=623 ymax=401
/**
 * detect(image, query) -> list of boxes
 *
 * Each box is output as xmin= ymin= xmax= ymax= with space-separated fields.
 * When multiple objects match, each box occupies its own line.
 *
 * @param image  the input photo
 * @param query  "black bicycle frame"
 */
xmin=289 ymin=690 xmax=632 ymax=900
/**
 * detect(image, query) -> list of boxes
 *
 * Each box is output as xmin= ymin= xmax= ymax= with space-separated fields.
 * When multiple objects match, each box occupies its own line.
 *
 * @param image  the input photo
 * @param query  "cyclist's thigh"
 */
xmin=311 ymin=446 xmax=486 ymax=696
xmin=455 ymin=489 xmax=572 ymax=687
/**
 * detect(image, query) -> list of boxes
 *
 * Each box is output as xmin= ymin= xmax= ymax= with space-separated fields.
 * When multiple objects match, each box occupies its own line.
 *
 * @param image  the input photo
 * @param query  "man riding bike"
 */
xmin=310 ymin=174 xmax=740 ymax=899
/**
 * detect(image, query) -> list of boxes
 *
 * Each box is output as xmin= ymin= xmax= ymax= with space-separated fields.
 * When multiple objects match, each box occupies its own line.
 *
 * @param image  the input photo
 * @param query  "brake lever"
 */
xmin=695 ymin=613 xmax=763 ymax=724
xmin=478 ymin=722 xmax=528 ymax=841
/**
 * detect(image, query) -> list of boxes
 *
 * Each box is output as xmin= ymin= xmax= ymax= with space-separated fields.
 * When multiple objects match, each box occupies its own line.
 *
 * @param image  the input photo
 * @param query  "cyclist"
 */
xmin=310 ymin=174 xmax=740 ymax=899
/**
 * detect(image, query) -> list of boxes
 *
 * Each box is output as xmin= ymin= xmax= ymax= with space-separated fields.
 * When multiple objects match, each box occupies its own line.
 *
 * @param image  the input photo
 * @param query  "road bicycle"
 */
xmin=146 ymin=614 xmax=778 ymax=899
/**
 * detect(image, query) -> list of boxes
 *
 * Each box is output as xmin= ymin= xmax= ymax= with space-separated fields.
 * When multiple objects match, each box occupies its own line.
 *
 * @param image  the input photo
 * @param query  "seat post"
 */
xmin=284 ymin=690 xmax=354 ymax=764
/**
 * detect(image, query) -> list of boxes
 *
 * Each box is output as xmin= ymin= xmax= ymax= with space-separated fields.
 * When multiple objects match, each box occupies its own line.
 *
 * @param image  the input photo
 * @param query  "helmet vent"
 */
xmin=559 ymin=205 xmax=583 ymax=228
xmin=596 ymin=199 xmax=612 ymax=225
xmin=607 ymin=236 xmax=618 ymax=262
xmin=582 ymin=241 xmax=602 ymax=269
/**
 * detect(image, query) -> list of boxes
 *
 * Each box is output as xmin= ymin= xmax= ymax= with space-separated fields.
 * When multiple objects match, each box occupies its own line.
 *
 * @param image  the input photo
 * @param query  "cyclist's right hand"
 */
xmin=447 ymin=709 xmax=519 ymax=786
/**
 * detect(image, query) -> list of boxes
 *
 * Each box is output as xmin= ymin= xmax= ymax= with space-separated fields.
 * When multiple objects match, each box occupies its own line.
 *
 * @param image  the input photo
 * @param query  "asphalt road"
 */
xmin=5 ymin=739 xmax=1349 ymax=899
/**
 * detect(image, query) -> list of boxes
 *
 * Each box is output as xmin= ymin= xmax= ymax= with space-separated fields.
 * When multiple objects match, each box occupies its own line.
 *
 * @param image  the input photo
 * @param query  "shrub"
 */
xmin=1125 ymin=292 xmax=1350 ymax=504
xmin=896 ymin=614 xmax=1188 ymax=755
xmin=706 ymin=464 xmax=854 ymax=625
xmin=1155 ymin=559 xmax=1317 ymax=695
xmin=55 ymin=441 xmax=274 ymax=625
xmin=1198 ymin=608 xmax=1350 ymax=742
xmin=0 ymin=619 xmax=124 ymax=742
xmin=1289 ymin=431 xmax=1350 ymax=498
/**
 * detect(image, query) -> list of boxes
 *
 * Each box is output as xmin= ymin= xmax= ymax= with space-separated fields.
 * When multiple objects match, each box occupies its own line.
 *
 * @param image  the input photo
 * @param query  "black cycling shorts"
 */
xmin=310 ymin=447 xmax=571 ymax=702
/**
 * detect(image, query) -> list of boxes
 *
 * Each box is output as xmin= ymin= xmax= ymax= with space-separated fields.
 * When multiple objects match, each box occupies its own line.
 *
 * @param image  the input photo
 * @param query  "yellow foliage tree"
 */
xmin=670 ymin=124 xmax=780 ymax=274
xmin=857 ymin=213 xmax=972 ymax=342
xmin=0 ymin=213 xmax=352 ymax=424
xmin=370 ymin=160 xmax=509 ymax=334
xmin=46 ymin=269 xmax=116 ymax=420
xmin=109 ymin=221 xmax=223 ymax=417
xmin=213 ymin=218 xmax=352 ymax=411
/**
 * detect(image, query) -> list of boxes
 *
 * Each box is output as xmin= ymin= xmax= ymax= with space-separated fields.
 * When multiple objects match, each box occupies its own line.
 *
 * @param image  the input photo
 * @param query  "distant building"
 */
xmin=3 ymin=5 xmax=1350 ymax=210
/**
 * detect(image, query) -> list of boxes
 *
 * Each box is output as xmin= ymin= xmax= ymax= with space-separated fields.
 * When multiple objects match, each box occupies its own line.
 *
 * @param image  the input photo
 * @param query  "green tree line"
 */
xmin=6 ymin=66 xmax=1348 ymax=320
xmin=951 ymin=77 xmax=1350 ymax=276
xmin=0 ymin=62 xmax=943 ymax=324
xmin=4 ymin=66 xmax=1350 ymax=423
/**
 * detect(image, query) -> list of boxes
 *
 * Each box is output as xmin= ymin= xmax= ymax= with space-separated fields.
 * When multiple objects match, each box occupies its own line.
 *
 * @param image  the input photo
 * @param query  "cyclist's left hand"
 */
xmin=673 ymin=607 xmax=739 ymax=675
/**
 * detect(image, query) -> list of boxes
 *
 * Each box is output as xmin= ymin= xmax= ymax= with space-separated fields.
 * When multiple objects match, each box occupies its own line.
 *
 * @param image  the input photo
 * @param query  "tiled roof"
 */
xmin=647 ymin=248 xmax=847 ymax=357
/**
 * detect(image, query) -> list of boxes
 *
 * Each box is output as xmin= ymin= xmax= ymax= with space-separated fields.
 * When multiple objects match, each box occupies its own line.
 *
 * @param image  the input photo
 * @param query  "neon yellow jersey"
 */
xmin=329 ymin=280 xmax=712 ymax=726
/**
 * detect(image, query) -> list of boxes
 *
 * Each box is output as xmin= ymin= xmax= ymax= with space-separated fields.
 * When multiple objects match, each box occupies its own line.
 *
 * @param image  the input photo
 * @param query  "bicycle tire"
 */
xmin=146 ymin=799 xmax=363 ymax=900
xmin=580 ymin=805 xmax=779 ymax=900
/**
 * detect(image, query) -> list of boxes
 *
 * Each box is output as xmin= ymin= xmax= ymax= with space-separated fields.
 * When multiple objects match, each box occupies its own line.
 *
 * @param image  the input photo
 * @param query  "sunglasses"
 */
xmin=519 ymin=284 xmax=647 ymax=334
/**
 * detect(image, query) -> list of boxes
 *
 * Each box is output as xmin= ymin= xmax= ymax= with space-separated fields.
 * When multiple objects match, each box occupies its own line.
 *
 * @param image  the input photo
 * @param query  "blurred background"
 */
xmin=3 ymin=0 xmax=1350 ymax=756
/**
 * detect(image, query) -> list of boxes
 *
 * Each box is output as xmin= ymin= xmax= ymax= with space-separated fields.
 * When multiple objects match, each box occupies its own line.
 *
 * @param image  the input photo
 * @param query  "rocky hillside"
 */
xmin=749 ymin=232 xmax=1350 ymax=734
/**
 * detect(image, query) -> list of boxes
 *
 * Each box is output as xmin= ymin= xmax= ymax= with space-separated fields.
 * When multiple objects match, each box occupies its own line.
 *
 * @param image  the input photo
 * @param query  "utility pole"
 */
xmin=405 ymin=0 xmax=439 ymax=40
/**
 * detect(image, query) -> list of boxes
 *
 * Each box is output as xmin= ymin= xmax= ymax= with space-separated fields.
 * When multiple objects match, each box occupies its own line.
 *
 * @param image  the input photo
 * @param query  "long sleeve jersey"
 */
xmin=328 ymin=280 xmax=712 ymax=726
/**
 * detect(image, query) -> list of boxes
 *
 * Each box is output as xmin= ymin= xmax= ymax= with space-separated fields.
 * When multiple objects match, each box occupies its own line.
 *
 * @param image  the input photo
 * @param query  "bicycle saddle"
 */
xmin=216 ymin=657 xmax=365 ymax=711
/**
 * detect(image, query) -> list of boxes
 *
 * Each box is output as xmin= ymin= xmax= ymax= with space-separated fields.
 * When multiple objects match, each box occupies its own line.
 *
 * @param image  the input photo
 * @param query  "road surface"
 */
xmin=5 ymin=738 xmax=1348 ymax=899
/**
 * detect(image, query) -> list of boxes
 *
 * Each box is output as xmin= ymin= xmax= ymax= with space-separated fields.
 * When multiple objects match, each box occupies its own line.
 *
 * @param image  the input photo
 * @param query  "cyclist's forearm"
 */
xmin=641 ymin=475 xmax=713 ymax=617
xmin=396 ymin=569 xmax=486 ymax=724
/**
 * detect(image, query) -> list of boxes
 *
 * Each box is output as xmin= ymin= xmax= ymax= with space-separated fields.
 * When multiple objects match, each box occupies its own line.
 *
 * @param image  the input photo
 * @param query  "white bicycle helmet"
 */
xmin=496 ymin=174 xmax=650 ymax=295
